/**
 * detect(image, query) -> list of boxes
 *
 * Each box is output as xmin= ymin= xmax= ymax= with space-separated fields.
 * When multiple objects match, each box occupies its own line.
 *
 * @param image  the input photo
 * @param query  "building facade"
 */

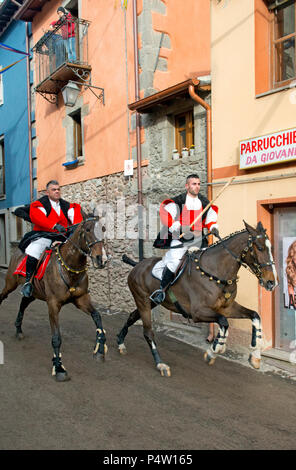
xmin=0 ymin=3 xmax=34 ymax=266
xmin=211 ymin=0 xmax=296 ymax=360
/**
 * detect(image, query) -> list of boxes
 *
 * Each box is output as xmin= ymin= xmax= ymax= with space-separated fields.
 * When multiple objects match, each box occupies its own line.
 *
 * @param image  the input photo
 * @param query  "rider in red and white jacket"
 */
xmin=150 ymin=174 xmax=219 ymax=305
xmin=20 ymin=180 xmax=83 ymax=298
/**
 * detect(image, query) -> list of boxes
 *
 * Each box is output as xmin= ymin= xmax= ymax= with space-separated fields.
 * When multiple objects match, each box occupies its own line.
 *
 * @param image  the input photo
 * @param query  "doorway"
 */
xmin=274 ymin=206 xmax=296 ymax=352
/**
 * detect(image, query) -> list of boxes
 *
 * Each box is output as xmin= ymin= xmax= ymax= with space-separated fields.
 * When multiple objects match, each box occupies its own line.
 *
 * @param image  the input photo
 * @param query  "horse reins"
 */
xmin=54 ymin=218 xmax=105 ymax=292
xmin=203 ymin=230 xmax=275 ymax=284
xmin=56 ymin=217 xmax=103 ymax=257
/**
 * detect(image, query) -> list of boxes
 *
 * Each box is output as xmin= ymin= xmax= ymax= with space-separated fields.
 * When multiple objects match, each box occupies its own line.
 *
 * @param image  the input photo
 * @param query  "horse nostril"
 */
xmin=96 ymin=255 xmax=103 ymax=267
xmin=267 ymin=280 xmax=275 ymax=290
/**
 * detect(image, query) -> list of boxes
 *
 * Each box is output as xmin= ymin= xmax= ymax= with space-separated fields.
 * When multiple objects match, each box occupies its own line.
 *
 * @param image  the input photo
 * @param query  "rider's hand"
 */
xmin=54 ymin=224 xmax=67 ymax=233
xmin=211 ymin=227 xmax=220 ymax=238
xmin=181 ymin=231 xmax=195 ymax=243
xmin=169 ymin=221 xmax=181 ymax=240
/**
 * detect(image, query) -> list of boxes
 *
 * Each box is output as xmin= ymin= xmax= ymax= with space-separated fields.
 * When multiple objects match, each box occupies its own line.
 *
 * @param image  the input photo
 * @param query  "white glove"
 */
xmin=169 ymin=221 xmax=181 ymax=233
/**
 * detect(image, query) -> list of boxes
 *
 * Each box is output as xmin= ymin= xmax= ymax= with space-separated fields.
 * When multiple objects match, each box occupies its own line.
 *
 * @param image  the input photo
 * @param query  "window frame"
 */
xmin=271 ymin=0 xmax=296 ymax=88
xmin=174 ymin=109 xmax=194 ymax=155
xmin=70 ymin=108 xmax=83 ymax=160
xmin=0 ymin=136 xmax=5 ymax=198
xmin=0 ymin=68 xmax=4 ymax=106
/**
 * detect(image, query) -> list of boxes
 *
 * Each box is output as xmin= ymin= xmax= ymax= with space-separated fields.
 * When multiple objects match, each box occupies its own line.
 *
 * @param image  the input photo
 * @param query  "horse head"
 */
xmin=80 ymin=213 xmax=107 ymax=269
xmin=243 ymin=220 xmax=278 ymax=291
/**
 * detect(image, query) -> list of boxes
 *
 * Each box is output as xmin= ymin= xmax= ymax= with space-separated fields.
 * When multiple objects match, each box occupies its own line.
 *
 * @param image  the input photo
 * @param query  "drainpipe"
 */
xmin=25 ymin=22 xmax=33 ymax=202
xmin=188 ymin=79 xmax=212 ymax=200
xmin=132 ymin=0 xmax=144 ymax=260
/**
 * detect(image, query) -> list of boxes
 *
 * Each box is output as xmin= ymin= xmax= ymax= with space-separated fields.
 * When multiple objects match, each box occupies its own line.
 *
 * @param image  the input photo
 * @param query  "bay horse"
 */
xmin=0 ymin=215 xmax=107 ymax=381
xmin=117 ymin=221 xmax=278 ymax=377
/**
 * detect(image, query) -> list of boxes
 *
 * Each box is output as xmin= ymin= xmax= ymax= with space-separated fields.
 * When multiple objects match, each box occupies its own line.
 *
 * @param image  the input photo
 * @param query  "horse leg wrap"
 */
xmin=251 ymin=317 xmax=262 ymax=349
xmin=212 ymin=327 xmax=229 ymax=354
xmin=151 ymin=341 xmax=162 ymax=366
xmin=117 ymin=324 xmax=128 ymax=346
xmin=93 ymin=328 xmax=107 ymax=355
xmin=52 ymin=353 xmax=66 ymax=376
xmin=15 ymin=311 xmax=24 ymax=334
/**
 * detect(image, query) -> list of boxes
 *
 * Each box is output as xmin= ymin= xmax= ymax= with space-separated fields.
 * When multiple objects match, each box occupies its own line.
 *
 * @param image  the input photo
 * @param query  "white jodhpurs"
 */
xmin=152 ymin=240 xmax=187 ymax=280
xmin=25 ymin=237 xmax=52 ymax=259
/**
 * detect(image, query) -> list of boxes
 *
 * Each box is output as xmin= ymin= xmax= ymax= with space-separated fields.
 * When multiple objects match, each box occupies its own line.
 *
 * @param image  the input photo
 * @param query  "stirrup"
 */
xmin=150 ymin=289 xmax=165 ymax=305
xmin=21 ymin=282 xmax=33 ymax=298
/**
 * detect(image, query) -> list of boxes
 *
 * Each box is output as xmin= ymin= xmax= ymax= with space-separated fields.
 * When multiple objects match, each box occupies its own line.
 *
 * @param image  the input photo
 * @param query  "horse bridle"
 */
xmin=56 ymin=217 xmax=105 ymax=271
xmin=216 ymin=231 xmax=275 ymax=282
xmin=78 ymin=217 xmax=104 ymax=256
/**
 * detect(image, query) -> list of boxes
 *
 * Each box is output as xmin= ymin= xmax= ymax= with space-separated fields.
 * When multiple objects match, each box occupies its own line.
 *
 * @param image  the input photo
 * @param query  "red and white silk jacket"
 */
xmin=30 ymin=197 xmax=83 ymax=233
xmin=159 ymin=194 xmax=218 ymax=233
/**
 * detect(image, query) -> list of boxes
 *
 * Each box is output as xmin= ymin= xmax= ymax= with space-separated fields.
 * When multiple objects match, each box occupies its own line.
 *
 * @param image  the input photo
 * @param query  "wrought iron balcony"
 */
xmin=32 ymin=17 xmax=92 ymax=103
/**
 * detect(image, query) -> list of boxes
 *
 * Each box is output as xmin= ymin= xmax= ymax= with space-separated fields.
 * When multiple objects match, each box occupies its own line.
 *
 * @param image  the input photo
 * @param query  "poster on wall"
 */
xmin=283 ymin=237 xmax=296 ymax=310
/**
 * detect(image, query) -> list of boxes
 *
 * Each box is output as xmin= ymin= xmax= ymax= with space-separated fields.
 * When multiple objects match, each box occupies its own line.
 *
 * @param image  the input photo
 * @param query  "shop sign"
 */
xmin=240 ymin=128 xmax=296 ymax=169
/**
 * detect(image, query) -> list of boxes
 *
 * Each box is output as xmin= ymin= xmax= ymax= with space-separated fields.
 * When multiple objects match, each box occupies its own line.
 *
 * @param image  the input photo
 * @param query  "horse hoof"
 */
xmin=93 ymin=352 xmax=105 ymax=362
xmin=55 ymin=371 xmax=70 ymax=382
xmin=118 ymin=344 xmax=127 ymax=355
xmin=16 ymin=332 xmax=24 ymax=340
xmin=157 ymin=363 xmax=171 ymax=377
xmin=204 ymin=351 xmax=216 ymax=366
xmin=249 ymin=354 xmax=260 ymax=369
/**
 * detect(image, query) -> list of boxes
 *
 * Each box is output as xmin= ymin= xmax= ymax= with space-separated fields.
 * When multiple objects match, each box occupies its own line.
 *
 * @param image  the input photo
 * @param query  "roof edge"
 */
xmin=128 ymin=76 xmax=211 ymax=113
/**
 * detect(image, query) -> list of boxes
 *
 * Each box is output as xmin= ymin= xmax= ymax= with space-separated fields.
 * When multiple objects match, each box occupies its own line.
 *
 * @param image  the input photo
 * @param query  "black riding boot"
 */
xmin=150 ymin=267 xmax=175 ymax=305
xmin=21 ymin=255 xmax=38 ymax=298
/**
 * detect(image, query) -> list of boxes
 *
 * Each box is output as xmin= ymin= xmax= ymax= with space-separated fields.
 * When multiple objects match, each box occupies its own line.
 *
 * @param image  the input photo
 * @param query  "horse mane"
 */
xmin=205 ymin=228 xmax=248 ymax=251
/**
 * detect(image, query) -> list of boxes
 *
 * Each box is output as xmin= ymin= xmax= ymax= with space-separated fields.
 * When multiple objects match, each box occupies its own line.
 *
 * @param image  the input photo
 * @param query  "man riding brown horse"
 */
xmin=150 ymin=173 xmax=219 ymax=305
xmin=17 ymin=180 xmax=83 ymax=298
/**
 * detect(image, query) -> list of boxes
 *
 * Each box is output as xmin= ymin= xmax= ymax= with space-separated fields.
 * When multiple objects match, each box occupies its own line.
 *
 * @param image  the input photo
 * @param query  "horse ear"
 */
xmin=256 ymin=221 xmax=266 ymax=233
xmin=243 ymin=220 xmax=256 ymax=235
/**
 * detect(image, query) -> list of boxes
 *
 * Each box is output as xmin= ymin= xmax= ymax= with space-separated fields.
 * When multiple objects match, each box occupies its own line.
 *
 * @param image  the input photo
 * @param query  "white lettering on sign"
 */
xmin=239 ymin=128 xmax=296 ymax=169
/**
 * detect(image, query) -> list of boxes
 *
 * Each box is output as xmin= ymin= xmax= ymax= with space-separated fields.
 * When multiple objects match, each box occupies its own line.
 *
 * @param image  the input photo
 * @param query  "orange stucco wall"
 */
xmin=254 ymin=0 xmax=272 ymax=95
xmin=32 ymin=0 xmax=210 ymax=190
xmin=152 ymin=0 xmax=210 ymax=91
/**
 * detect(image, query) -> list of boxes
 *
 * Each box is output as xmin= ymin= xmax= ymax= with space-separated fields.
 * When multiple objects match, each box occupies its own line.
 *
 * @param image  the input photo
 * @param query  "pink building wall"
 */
xmin=32 ymin=0 xmax=210 ymax=190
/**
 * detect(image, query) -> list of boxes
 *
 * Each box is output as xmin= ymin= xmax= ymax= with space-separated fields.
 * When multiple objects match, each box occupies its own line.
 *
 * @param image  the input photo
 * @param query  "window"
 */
xmin=175 ymin=110 xmax=194 ymax=154
xmin=0 ymin=137 xmax=5 ymax=197
xmin=273 ymin=1 xmax=296 ymax=85
xmin=0 ymin=68 xmax=3 ymax=106
xmin=16 ymin=216 xmax=23 ymax=241
xmin=71 ymin=109 xmax=83 ymax=159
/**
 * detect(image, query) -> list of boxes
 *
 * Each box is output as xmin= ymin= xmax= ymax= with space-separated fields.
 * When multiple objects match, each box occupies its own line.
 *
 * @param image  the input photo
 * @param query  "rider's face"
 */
xmin=185 ymin=178 xmax=201 ymax=197
xmin=46 ymin=184 xmax=61 ymax=202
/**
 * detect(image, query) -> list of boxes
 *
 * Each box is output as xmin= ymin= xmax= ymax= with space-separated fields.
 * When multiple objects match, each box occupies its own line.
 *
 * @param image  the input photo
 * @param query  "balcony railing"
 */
xmin=33 ymin=17 xmax=91 ymax=95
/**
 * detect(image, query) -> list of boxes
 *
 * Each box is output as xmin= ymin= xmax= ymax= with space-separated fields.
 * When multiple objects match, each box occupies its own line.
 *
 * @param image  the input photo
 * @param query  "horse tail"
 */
xmin=122 ymin=254 xmax=138 ymax=267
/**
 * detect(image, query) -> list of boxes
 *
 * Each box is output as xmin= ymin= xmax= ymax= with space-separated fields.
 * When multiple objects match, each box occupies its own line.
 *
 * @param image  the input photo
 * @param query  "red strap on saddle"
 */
xmin=13 ymin=256 xmax=27 ymax=277
xmin=13 ymin=250 xmax=53 ymax=280
xmin=35 ymin=250 xmax=52 ymax=280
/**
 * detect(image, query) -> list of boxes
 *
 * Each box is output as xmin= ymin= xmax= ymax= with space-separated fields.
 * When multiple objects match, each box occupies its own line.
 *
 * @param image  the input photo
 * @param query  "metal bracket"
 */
xmin=69 ymin=80 xmax=105 ymax=105
xmin=66 ymin=66 xmax=104 ymax=104
xmin=35 ymin=90 xmax=58 ymax=106
xmin=66 ymin=64 xmax=92 ymax=84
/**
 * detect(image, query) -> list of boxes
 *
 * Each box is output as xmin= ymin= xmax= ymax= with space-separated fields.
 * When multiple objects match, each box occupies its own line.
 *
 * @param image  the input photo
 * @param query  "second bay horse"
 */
xmin=0 ymin=215 xmax=107 ymax=381
xmin=117 ymin=221 xmax=278 ymax=377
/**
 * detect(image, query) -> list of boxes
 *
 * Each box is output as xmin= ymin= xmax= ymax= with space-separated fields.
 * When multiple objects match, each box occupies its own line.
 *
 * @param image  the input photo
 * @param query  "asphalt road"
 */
xmin=0 ymin=276 xmax=295 ymax=451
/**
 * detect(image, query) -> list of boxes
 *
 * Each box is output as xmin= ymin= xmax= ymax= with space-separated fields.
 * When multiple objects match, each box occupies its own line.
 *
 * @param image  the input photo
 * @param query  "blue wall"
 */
xmin=0 ymin=20 xmax=30 ymax=209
